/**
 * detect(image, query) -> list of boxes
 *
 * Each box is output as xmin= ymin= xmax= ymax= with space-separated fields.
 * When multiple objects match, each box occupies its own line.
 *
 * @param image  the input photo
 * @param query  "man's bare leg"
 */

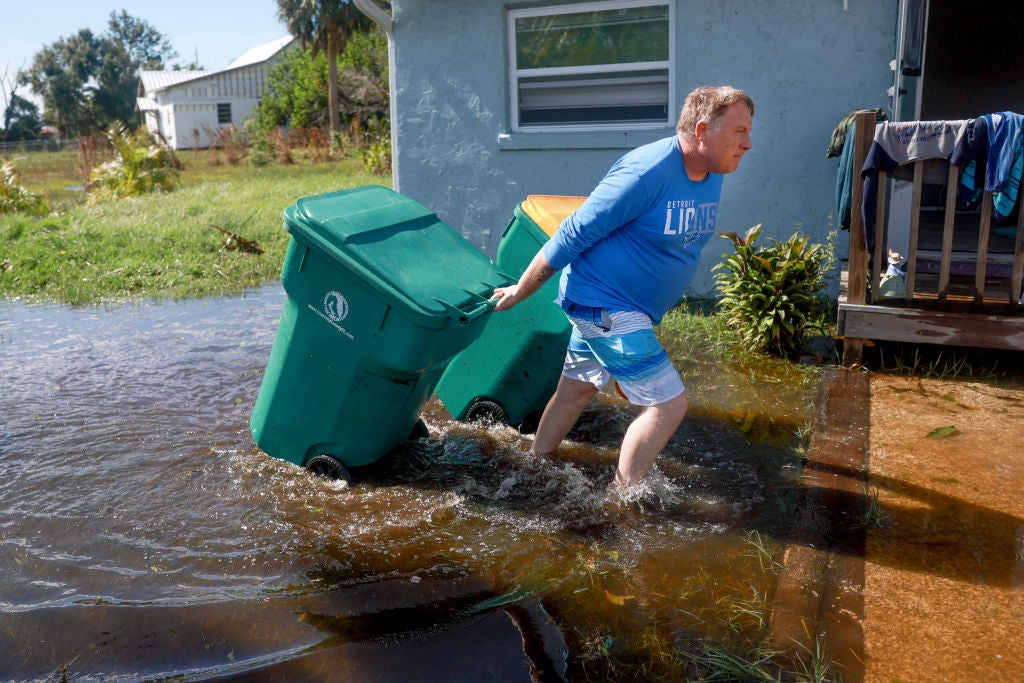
xmin=614 ymin=391 xmax=688 ymax=487
xmin=532 ymin=375 xmax=599 ymax=454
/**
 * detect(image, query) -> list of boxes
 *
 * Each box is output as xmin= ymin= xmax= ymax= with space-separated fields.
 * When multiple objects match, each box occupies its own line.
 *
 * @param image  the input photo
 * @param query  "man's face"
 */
xmin=700 ymin=102 xmax=753 ymax=174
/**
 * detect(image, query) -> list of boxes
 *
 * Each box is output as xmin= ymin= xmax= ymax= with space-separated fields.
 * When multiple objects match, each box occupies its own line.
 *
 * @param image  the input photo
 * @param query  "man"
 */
xmin=490 ymin=85 xmax=754 ymax=489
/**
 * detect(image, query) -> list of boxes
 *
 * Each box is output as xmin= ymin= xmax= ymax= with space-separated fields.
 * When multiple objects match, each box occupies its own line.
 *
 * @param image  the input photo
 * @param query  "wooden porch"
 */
xmin=837 ymin=111 xmax=1024 ymax=364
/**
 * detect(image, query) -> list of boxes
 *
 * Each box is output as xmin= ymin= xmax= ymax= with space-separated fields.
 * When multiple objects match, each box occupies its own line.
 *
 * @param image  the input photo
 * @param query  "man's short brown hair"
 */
xmin=676 ymin=86 xmax=754 ymax=136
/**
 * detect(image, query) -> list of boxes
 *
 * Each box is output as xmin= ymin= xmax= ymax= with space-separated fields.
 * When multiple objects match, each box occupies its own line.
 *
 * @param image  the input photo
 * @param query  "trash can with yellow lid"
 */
xmin=434 ymin=194 xmax=586 ymax=429
xmin=249 ymin=185 xmax=512 ymax=482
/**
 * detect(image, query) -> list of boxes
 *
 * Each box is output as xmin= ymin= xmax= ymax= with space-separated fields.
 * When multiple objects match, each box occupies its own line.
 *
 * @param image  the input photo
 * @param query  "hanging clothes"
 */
xmin=825 ymin=107 xmax=887 ymax=159
xmin=984 ymin=111 xmax=1024 ymax=193
xmin=860 ymin=119 xmax=969 ymax=248
xmin=835 ymin=126 xmax=857 ymax=230
xmin=950 ymin=117 xmax=986 ymax=211
xmin=830 ymin=108 xmax=888 ymax=230
xmin=952 ymin=113 xmax=1024 ymax=225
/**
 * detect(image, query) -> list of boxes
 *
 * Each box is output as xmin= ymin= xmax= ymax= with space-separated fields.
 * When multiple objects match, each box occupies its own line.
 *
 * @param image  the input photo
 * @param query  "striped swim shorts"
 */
xmin=561 ymin=303 xmax=685 ymax=407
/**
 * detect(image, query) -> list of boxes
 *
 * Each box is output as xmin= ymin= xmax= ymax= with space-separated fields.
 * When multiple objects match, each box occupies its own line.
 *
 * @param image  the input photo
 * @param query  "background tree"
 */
xmin=105 ymin=10 xmax=177 ymax=70
xmin=23 ymin=12 xmax=177 ymax=138
xmin=0 ymin=64 xmax=37 ymax=141
xmin=251 ymin=26 xmax=386 ymax=132
xmin=94 ymin=11 xmax=178 ymax=126
xmin=3 ymin=94 xmax=43 ymax=142
xmin=276 ymin=0 xmax=372 ymax=134
xmin=24 ymin=29 xmax=101 ymax=137
xmin=252 ymin=47 xmax=330 ymax=132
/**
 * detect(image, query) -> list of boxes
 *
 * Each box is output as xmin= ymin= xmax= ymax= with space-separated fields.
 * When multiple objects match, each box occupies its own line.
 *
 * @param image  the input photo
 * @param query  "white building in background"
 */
xmin=136 ymin=36 xmax=294 ymax=150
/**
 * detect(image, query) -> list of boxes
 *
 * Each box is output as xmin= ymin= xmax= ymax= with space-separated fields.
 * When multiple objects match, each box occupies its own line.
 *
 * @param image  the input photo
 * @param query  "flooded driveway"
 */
xmin=0 ymin=287 xmax=825 ymax=681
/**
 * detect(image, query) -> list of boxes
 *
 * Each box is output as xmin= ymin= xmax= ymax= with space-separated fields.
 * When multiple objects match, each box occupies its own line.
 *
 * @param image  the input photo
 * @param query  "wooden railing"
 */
xmin=839 ymin=111 xmax=1024 ymax=364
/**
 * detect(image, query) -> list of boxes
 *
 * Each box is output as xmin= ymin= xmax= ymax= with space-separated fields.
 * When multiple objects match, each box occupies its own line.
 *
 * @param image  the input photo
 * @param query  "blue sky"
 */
xmin=2 ymin=0 xmax=289 ymax=111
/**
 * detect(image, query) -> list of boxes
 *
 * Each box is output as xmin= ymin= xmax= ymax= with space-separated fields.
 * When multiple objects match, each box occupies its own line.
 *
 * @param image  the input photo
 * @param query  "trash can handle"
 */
xmin=432 ymin=289 xmax=495 ymax=324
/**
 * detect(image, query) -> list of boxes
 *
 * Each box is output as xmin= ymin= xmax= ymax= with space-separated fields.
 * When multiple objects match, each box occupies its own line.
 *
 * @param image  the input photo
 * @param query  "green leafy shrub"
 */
xmin=359 ymin=115 xmax=391 ymax=176
xmin=713 ymin=224 xmax=834 ymax=357
xmin=0 ymin=162 xmax=51 ymax=217
xmin=88 ymin=121 xmax=179 ymax=205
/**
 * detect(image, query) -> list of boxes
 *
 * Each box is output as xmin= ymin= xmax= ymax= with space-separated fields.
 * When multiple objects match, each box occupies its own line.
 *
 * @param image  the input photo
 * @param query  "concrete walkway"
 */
xmin=773 ymin=368 xmax=1024 ymax=682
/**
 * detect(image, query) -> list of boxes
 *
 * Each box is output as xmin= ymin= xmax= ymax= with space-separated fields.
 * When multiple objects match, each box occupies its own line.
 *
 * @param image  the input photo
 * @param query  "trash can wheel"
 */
xmin=409 ymin=418 xmax=430 ymax=440
xmin=305 ymin=454 xmax=353 ymax=484
xmin=465 ymin=399 xmax=509 ymax=426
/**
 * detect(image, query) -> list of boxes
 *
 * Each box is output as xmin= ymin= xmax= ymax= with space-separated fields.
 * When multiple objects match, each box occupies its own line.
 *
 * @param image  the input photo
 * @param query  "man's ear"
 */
xmin=693 ymin=120 xmax=709 ymax=140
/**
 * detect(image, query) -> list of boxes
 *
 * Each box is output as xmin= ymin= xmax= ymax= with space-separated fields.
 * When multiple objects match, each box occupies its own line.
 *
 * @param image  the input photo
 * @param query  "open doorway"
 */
xmin=918 ymin=0 xmax=1024 ymax=120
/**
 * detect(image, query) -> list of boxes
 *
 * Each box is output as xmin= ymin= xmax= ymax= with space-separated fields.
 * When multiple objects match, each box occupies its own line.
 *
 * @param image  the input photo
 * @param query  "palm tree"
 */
xmin=276 ymin=0 xmax=371 ymax=133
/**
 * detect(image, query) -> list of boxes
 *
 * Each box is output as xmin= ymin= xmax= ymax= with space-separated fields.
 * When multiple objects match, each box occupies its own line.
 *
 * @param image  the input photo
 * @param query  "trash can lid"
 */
xmin=286 ymin=185 xmax=509 ymax=326
xmin=519 ymin=195 xmax=587 ymax=238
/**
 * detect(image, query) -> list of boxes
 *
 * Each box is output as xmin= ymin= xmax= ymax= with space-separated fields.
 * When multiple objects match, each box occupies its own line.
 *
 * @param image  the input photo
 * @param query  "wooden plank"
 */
xmin=870 ymin=170 xmax=888 ymax=304
xmin=771 ymin=367 xmax=869 ymax=682
xmin=975 ymin=192 xmax=993 ymax=305
xmin=1012 ymin=198 xmax=1024 ymax=312
xmin=904 ymin=160 xmax=924 ymax=304
xmin=840 ymin=112 xmax=877 ymax=367
xmin=845 ymin=112 xmax=876 ymax=308
xmin=937 ymin=161 xmax=959 ymax=306
xmin=839 ymin=303 xmax=1024 ymax=350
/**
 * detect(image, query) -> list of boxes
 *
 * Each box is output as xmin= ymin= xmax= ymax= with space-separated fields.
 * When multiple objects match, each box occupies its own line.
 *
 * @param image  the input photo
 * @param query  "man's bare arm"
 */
xmin=490 ymin=250 xmax=558 ymax=312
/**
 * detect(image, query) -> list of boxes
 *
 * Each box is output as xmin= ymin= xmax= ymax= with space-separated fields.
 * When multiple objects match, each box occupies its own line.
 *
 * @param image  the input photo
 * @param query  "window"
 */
xmin=508 ymin=0 xmax=673 ymax=132
xmin=217 ymin=103 xmax=232 ymax=125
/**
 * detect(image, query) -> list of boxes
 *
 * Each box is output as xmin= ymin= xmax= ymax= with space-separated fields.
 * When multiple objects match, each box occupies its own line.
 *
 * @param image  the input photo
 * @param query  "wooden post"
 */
xmin=842 ymin=111 xmax=878 ymax=366
xmin=975 ymin=192 xmax=993 ymax=307
xmin=1012 ymin=197 xmax=1024 ymax=311
xmin=904 ymin=159 xmax=924 ymax=304
xmin=870 ymin=170 xmax=888 ymax=302
xmin=937 ymin=161 xmax=959 ymax=307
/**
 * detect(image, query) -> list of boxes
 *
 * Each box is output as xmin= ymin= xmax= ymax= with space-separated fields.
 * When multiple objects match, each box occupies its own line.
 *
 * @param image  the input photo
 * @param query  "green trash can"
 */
xmin=250 ymin=185 xmax=511 ymax=481
xmin=434 ymin=195 xmax=586 ymax=429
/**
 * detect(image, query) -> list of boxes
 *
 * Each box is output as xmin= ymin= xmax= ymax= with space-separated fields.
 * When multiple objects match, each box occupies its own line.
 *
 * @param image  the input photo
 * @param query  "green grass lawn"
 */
xmin=1 ymin=149 xmax=388 ymax=305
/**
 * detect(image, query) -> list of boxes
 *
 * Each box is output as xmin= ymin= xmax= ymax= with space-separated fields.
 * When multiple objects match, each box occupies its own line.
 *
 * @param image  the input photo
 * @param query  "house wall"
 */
xmin=152 ymin=62 xmax=276 ymax=149
xmin=158 ymin=98 xmax=259 ymax=148
xmin=389 ymin=0 xmax=898 ymax=297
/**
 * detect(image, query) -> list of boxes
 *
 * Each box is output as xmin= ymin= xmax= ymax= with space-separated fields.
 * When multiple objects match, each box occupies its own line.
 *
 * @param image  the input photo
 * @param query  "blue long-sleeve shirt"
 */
xmin=541 ymin=136 xmax=724 ymax=325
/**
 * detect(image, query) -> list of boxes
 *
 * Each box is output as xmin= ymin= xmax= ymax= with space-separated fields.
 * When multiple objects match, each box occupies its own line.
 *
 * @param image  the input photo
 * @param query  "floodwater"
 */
xmin=0 ymin=286 xmax=825 ymax=681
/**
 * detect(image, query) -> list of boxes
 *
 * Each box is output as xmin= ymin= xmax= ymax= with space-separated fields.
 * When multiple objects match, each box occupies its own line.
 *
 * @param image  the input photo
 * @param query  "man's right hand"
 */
xmin=489 ymin=250 xmax=558 ymax=313
xmin=490 ymin=285 xmax=521 ymax=312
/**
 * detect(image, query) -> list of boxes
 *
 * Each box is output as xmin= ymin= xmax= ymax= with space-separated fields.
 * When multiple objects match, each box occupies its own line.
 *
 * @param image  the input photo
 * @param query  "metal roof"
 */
xmin=139 ymin=36 xmax=294 ymax=94
xmin=139 ymin=70 xmax=215 ymax=93
xmin=227 ymin=36 xmax=293 ymax=70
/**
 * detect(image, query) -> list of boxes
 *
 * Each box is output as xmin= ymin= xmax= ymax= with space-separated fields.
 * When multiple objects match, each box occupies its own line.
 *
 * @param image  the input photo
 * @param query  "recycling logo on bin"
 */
xmin=324 ymin=291 xmax=349 ymax=322
xmin=309 ymin=290 xmax=354 ymax=339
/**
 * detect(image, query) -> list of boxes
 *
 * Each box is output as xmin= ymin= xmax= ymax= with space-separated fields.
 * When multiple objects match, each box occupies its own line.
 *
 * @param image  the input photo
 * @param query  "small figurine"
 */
xmin=878 ymin=249 xmax=906 ymax=298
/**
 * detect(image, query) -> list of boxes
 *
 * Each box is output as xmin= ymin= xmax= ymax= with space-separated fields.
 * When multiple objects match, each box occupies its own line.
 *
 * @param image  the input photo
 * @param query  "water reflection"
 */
xmin=0 ymin=287 xmax=820 ymax=681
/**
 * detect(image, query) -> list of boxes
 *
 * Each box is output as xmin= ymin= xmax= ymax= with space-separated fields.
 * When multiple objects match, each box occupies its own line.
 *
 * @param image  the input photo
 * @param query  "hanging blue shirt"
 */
xmin=541 ymin=136 xmax=724 ymax=325
xmin=984 ymin=111 xmax=1024 ymax=194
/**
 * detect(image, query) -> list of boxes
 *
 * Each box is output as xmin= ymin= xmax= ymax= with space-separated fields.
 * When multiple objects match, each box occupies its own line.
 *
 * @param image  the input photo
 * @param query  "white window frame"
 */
xmin=507 ymin=0 xmax=675 ymax=133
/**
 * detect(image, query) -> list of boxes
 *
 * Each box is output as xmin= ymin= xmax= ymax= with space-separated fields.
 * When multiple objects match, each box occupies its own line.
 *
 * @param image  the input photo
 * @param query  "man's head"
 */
xmin=677 ymin=86 xmax=754 ymax=177
xmin=677 ymin=86 xmax=754 ymax=137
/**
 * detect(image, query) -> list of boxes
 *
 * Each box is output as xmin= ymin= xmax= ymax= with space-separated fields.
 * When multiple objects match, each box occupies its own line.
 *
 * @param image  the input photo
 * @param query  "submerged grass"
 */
xmin=873 ymin=342 xmax=1000 ymax=380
